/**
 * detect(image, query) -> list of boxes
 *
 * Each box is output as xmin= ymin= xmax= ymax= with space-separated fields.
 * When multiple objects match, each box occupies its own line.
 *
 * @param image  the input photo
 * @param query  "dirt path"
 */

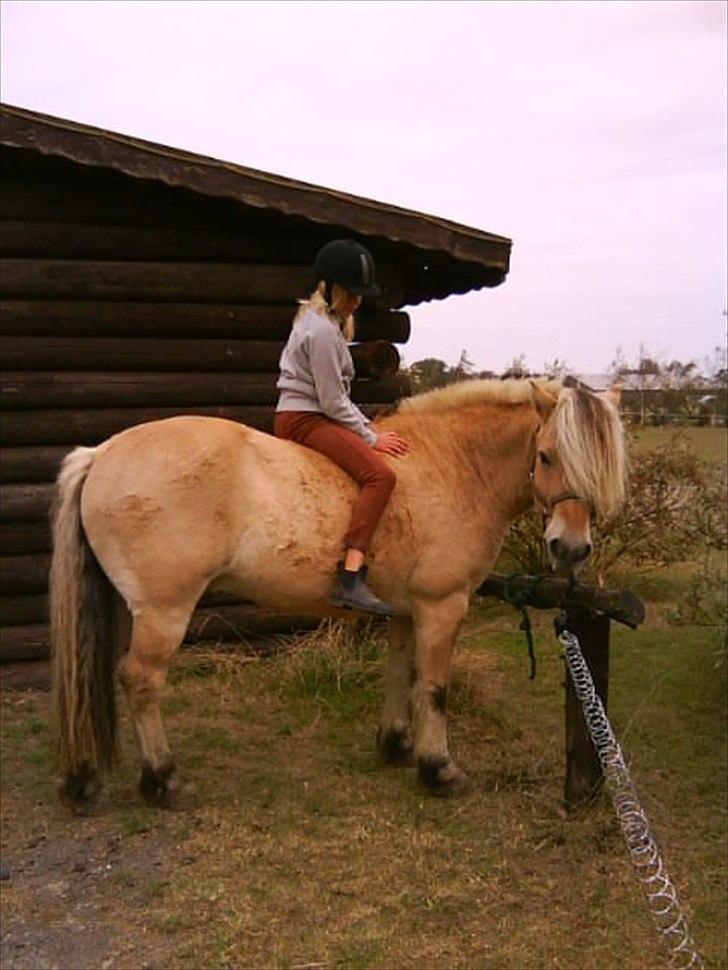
xmin=1 ymin=691 xmax=184 ymax=970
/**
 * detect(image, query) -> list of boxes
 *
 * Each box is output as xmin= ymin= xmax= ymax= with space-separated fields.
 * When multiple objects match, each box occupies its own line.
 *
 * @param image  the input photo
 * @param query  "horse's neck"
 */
xmin=401 ymin=402 xmax=537 ymax=522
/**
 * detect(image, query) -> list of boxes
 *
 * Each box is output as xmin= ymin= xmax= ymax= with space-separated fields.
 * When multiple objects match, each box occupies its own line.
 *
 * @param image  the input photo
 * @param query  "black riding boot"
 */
xmin=330 ymin=563 xmax=396 ymax=617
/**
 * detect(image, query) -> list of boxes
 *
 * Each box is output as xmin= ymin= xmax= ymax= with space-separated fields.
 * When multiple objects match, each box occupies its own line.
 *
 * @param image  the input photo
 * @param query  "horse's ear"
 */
xmin=529 ymin=380 xmax=558 ymax=422
xmin=602 ymin=385 xmax=622 ymax=409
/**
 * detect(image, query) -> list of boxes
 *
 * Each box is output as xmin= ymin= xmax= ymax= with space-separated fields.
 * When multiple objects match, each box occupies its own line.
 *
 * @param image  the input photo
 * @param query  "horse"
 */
xmin=49 ymin=378 xmax=626 ymax=811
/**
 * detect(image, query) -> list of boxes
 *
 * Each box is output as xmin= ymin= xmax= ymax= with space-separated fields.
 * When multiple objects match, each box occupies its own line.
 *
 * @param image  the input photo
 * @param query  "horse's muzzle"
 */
xmin=548 ymin=537 xmax=592 ymax=574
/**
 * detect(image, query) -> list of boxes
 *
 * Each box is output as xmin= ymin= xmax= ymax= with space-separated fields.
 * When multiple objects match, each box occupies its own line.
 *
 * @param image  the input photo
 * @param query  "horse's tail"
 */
xmin=50 ymin=446 xmax=127 ymax=806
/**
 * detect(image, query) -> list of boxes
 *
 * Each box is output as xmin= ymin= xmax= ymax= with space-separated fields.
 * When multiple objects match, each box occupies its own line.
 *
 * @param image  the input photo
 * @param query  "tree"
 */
xmin=406 ymin=358 xmax=454 ymax=394
xmin=500 ymin=353 xmax=530 ymax=380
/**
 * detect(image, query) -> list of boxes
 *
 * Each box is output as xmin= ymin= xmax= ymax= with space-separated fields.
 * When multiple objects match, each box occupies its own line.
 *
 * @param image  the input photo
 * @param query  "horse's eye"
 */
xmin=539 ymin=451 xmax=551 ymax=467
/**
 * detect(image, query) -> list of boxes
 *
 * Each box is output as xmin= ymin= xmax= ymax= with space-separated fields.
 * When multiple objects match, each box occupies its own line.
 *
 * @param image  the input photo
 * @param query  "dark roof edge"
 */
xmin=0 ymin=103 xmax=511 ymax=271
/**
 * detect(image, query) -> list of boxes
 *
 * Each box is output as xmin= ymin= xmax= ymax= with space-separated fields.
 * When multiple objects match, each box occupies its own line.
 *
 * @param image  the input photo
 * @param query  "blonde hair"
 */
xmin=294 ymin=282 xmax=356 ymax=341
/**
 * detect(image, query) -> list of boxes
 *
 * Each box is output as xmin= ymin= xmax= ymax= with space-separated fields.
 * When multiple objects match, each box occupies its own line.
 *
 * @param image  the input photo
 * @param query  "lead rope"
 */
xmin=502 ymin=573 xmax=544 ymax=680
xmin=556 ymin=617 xmax=704 ymax=969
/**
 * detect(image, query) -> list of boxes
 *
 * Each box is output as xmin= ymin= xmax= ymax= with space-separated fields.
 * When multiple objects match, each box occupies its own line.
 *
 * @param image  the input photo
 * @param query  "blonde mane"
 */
xmin=553 ymin=387 xmax=626 ymax=520
xmin=398 ymin=377 xmax=563 ymax=413
xmin=398 ymin=378 xmax=626 ymax=519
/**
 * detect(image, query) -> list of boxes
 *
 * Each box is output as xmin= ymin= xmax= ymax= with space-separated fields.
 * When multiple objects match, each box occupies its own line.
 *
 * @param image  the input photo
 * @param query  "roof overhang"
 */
xmin=1 ymin=103 xmax=512 ymax=307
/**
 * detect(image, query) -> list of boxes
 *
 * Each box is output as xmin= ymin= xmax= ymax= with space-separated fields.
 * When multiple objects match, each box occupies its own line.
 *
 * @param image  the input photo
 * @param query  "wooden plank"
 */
xmin=1 ymin=259 xmax=312 ymax=303
xmin=0 ymin=554 xmax=51 ymax=595
xmin=0 ymin=405 xmax=275 ymax=446
xmin=0 ymin=484 xmax=55 ymax=521
xmin=0 ymin=371 xmax=404 ymax=410
xmin=0 ymin=300 xmax=411 ymax=343
xmin=0 ymin=521 xmax=52 ymax=555
xmin=0 ymin=446 xmax=71 ymax=483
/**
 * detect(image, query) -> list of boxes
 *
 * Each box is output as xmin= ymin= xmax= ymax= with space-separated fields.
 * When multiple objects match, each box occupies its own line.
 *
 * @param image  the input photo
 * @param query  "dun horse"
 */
xmin=50 ymin=379 xmax=625 ymax=810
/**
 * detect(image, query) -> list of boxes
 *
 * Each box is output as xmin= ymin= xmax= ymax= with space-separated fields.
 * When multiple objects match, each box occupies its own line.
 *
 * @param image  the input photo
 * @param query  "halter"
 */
xmin=528 ymin=470 xmax=589 ymax=518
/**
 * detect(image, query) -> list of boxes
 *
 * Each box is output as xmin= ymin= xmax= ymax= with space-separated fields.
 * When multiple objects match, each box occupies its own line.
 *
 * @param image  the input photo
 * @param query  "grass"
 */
xmin=4 ymin=588 xmax=724 ymax=969
xmin=629 ymin=425 xmax=726 ymax=463
xmin=2 ymin=449 xmax=727 ymax=970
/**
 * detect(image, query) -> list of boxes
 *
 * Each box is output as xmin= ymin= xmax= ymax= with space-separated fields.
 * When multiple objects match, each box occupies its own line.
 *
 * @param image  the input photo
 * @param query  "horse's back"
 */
xmin=77 ymin=415 xmax=357 ymax=612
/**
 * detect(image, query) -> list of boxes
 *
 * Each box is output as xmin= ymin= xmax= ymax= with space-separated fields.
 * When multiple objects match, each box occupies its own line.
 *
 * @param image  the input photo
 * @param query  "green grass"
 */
xmin=630 ymin=425 xmax=727 ymax=463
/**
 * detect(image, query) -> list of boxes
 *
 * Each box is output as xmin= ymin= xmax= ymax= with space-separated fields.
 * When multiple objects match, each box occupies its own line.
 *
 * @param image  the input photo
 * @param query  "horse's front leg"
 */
xmin=412 ymin=590 xmax=469 ymax=796
xmin=377 ymin=615 xmax=415 ymax=765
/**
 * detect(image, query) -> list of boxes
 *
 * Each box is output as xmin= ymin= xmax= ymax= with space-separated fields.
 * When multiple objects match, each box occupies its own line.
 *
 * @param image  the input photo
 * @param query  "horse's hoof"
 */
xmin=417 ymin=756 xmax=469 ymax=797
xmin=138 ymin=759 xmax=187 ymax=809
xmin=58 ymin=765 xmax=102 ymax=814
xmin=376 ymin=727 xmax=414 ymax=766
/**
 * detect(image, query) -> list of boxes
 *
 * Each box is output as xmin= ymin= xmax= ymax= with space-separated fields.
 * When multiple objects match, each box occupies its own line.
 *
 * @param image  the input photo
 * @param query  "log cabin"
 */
xmin=0 ymin=103 xmax=512 ymax=664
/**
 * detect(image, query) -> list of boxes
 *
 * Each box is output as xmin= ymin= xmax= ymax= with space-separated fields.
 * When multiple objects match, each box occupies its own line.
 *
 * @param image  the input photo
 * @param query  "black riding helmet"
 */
xmin=312 ymin=239 xmax=380 ymax=297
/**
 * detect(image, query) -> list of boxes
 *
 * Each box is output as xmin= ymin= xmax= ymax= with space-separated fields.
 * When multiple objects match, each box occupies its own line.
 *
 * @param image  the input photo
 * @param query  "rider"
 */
xmin=274 ymin=239 xmax=409 ymax=616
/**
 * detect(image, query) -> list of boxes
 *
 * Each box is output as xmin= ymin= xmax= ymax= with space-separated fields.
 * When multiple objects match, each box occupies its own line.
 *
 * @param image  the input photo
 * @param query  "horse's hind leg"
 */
xmin=118 ymin=607 xmax=192 ymax=807
xmin=377 ymin=615 xmax=415 ymax=764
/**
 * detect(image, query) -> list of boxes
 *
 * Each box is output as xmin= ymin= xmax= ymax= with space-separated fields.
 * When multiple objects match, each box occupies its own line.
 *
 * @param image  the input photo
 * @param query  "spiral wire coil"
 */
xmin=558 ymin=628 xmax=704 ymax=969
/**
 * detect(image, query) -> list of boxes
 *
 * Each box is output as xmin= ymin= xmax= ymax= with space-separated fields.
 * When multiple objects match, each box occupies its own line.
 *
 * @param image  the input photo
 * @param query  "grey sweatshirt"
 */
xmin=276 ymin=306 xmax=376 ymax=445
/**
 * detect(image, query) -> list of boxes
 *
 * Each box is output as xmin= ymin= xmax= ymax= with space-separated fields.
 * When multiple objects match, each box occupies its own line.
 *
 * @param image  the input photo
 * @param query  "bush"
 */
xmin=498 ymin=433 xmax=728 ymax=583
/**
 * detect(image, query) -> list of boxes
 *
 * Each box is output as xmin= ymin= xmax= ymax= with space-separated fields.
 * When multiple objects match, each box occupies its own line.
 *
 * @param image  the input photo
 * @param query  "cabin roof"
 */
xmin=0 ymin=103 xmax=512 ymax=307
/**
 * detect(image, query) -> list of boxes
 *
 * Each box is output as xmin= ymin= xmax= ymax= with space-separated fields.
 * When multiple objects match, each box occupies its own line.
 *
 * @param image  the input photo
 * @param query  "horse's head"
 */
xmin=529 ymin=382 xmax=626 ymax=576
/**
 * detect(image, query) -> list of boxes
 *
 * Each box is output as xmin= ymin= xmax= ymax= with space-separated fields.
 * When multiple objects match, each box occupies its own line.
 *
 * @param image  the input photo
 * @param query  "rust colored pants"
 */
xmin=274 ymin=411 xmax=395 ymax=553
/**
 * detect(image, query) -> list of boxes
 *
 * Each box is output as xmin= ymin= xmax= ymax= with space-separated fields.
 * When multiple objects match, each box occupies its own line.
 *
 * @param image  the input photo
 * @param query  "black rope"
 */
xmin=501 ymin=573 xmax=548 ymax=680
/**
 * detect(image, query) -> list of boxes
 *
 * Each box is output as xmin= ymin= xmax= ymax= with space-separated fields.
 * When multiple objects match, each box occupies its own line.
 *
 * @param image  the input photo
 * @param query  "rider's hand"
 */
xmin=373 ymin=430 xmax=410 ymax=457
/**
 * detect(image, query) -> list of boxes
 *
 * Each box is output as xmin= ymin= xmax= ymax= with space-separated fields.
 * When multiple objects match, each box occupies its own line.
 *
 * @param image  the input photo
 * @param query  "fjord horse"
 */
xmin=50 ymin=379 xmax=625 ymax=810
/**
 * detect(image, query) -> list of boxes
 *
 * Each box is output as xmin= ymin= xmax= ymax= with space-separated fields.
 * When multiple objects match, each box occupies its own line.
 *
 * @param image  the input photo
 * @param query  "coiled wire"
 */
xmin=558 ymin=627 xmax=705 ymax=969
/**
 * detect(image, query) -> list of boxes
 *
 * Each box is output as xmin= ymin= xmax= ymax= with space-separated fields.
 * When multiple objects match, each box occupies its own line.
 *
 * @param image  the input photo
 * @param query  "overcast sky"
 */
xmin=1 ymin=0 xmax=726 ymax=375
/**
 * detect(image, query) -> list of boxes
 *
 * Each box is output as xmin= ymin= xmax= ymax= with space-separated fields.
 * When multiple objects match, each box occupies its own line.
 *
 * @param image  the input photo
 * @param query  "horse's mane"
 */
xmin=397 ymin=377 xmax=563 ymax=413
xmin=397 ymin=378 xmax=626 ymax=519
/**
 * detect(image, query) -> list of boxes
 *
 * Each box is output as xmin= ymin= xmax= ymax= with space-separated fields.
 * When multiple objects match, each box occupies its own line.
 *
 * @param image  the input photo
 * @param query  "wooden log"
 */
xmin=0 ymin=624 xmax=50 ymax=663
xmin=1 ymin=259 xmax=406 ymax=309
xmin=563 ymin=606 xmax=610 ymax=809
xmin=0 ymin=371 xmax=404 ymax=410
xmin=1 ymin=259 xmax=312 ymax=304
xmin=0 ymin=554 xmax=51 ymax=595
xmin=0 ymin=406 xmax=274 ymax=447
xmin=1 ymin=177 xmax=266 ymax=228
xmin=185 ymin=605 xmax=319 ymax=643
xmin=0 ymin=484 xmax=55 ymax=521
xmin=0 ymin=300 xmax=411 ymax=343
xmin=0 ymin=608 xmax=320 ymax=663
xmin=476 ymin=573 xmax=645 ymax=628
xmin=0 ymin=594 xmax=48 ymax=626
xmin=0 ymin=521 xmax=52 ymax=555
xmin=2 ymin=335 xmax=285 ymax=372
xmin=0 ymin=446 xmax=71 ymax=483
xmin=0 ymin=221 xmax=326 ymax=263
xmin=350 ymin=341 xmax=401 ymax=379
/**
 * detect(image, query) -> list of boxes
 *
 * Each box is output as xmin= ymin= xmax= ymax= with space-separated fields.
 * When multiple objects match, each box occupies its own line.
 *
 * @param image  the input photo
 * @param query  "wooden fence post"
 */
xmin=563 ymin=605 xmax=611 ymax=809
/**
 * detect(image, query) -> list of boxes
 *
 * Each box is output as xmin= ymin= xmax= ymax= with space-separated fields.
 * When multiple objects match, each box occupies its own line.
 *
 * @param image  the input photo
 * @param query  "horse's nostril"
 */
xmin=549 ymin=538 xmax=561 ymax=558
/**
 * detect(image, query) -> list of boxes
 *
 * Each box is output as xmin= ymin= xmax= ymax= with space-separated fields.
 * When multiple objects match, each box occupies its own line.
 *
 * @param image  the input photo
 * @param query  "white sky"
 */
xmin=1 ymin=0 xmax=726 ymax=375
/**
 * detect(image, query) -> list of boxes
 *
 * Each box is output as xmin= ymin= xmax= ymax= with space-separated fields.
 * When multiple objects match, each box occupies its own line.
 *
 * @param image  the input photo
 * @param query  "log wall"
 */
xmin=0 ymin=148 xmax=411 ymax=663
